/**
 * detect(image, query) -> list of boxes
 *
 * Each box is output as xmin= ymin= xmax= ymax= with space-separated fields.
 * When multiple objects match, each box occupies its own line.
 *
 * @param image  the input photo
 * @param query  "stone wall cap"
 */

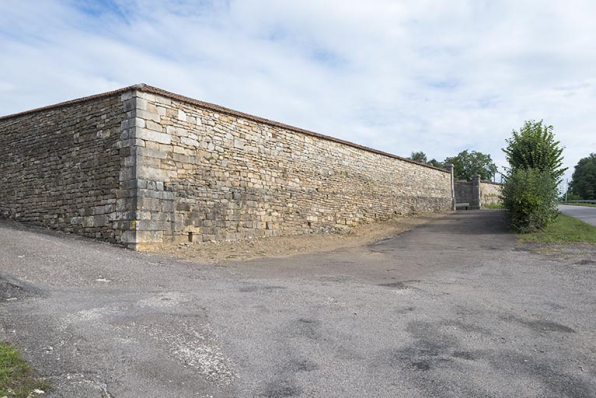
xmin=0 ymin=85 xmax=139 ymax=122
xmin=0 ymin=83 xmax=449 ymax=174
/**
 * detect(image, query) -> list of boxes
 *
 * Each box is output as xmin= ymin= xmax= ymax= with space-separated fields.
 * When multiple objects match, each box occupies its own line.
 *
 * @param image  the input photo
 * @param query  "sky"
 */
xmin=1 ymin=0 xmax=595 ymax=185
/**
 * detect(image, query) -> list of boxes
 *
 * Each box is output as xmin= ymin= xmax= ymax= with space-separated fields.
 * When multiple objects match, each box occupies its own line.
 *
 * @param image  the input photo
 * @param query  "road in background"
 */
xmin=559 ymin=205 xmax=596 ymax=227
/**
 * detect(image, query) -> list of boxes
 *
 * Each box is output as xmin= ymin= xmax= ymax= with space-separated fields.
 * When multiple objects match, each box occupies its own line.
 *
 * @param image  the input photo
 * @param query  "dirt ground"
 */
xmin=148 ymin=212 xmax=449 ymax=263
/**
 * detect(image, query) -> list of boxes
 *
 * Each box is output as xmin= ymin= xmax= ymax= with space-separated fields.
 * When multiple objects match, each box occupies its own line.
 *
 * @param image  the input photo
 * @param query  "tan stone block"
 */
xmin=181 ymin=137 xmax=199 ymax=147
xmin=136 ymin=109 xmax=160 ymax=122
xmin=136 ymin=128 xmax=171 ymax=145
xmin=145 ymin=120 xmax=163 ymax=132
xmin=137 ymin=165 xmax=170 ymax=181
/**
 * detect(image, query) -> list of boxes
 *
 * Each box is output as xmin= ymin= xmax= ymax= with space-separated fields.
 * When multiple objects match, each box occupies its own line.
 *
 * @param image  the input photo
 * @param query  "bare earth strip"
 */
xmin=149 ymin=213 xmax=449 ymax=263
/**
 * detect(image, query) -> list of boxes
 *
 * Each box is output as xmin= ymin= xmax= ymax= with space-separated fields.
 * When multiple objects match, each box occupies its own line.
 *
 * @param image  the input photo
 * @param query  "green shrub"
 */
xmin=503 ymin=120 xmax=567 ymax=181
xmin=502 ymin=168 xmax=559 ymax=233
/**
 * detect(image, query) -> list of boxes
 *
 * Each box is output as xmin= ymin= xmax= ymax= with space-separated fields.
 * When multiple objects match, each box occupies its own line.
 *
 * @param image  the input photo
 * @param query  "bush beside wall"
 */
xmin=501 ymin=168 xmax=559 ymax=233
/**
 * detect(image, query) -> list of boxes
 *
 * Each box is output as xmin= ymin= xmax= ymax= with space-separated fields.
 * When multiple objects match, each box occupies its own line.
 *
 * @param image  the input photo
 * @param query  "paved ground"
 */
xmin=1 ymin=211 xmax=595 ymax=397
xmin=559 ymin=205 xmax=596 ymax=227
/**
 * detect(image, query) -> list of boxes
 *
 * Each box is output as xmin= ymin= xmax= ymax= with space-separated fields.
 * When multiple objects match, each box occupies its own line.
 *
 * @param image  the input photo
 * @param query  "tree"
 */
xmin=428 ymin=159 xmax=444 ymax=168
xmin=569 ymin=154 xmax=596 ymax=200
xmin=501 ymin=120 xmax=565 ymax=232
xmin=409 ymin=151 xmax=428 ymax=163
xmin=502 ymin=168 xmax=559 ymax=232
xmin=408 ymin=151 xmax=444 ymax=168
xmin=444 ymin=150 xmax=498 ymax=181
xmin=502 ymin=120 xmax=567 ymax=182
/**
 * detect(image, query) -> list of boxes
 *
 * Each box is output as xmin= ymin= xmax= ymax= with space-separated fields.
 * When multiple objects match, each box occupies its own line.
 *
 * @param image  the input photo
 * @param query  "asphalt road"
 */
xmin=559 ymin=205 xmax=596 ymax=227
xmin=1 ymin=211 xmax=595 ymax=397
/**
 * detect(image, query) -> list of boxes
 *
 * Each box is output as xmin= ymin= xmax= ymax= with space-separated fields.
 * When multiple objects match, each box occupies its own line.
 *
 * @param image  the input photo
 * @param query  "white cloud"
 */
xmin=1 ymin=0 xmax=595 ymax=183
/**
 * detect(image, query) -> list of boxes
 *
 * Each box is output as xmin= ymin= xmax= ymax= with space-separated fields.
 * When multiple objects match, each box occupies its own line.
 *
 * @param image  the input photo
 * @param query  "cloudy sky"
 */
xmin=1 ymin=0 xmax=595 ymax=184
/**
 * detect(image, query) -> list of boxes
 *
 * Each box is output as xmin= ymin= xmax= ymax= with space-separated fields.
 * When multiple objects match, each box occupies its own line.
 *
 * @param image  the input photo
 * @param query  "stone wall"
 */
xmin=480 ymin=181 xmax=502 ymax=206
xmin=130 ymin=89 xmax=453 ymax=247
xmin=0 ymin=84 xmax=454 ymax=250
xmin=455 ymin=175 xmax=502 ymax=209
xmin=0 ymin=91 xmax=136 ymax=244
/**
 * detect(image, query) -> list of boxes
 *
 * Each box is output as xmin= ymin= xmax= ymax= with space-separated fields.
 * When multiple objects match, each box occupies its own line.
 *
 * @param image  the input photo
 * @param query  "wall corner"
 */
xmin=118 ymin=89 xmax=142 ymax=250
xmin=128 ymin=90 xmax=176 ymax=250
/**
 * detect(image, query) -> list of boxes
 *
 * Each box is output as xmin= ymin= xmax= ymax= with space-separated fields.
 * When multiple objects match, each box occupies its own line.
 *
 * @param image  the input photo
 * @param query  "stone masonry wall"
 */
xmin=0 ymin=84 xmax=454 ymax=250
xmin=131 ymin=89 xmax=453 ymax=247
xmin=0 ymin=92 xmax=136 ymax=244
xmin=480 ymin=181 xmax=502 ymax=207
xmin=455 ymin=177 xmax=502 ymax=209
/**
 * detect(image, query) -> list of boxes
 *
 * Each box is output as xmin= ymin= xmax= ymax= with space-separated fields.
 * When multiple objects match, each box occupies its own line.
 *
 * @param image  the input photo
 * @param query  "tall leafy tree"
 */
xmin=444 ymin=150 xmax=498 ymax=181
xmin=502 ymin=120 xmax=567 ymax=182
xmin=570 ymin=154 xmax=596 ymax=200
xmin=501 ymin=120 xmax=565 ymax=232
xmin=428 ymin=159 xmax=444 ymax=168
xmin=409 ymin=151 xmax=428 ymax=163
xmin=408 ymin=151 xmax=444 ymax=169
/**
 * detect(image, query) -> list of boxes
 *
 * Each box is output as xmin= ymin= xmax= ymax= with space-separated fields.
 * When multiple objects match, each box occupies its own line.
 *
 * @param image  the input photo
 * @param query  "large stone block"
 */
xmin=135 ymin=127 xmax=171 ymax=145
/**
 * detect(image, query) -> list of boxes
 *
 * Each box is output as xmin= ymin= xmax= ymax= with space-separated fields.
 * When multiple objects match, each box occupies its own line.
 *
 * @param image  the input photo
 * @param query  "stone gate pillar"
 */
xmin=471 ymin=174 xmax=481 ymax=210
xmin=446 ymin=164 xmax=456 ymax=211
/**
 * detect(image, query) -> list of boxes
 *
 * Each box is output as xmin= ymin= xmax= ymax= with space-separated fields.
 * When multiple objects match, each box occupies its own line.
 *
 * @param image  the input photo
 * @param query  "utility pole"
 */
xmin=565 ymin=179 xmax=568 ymax=203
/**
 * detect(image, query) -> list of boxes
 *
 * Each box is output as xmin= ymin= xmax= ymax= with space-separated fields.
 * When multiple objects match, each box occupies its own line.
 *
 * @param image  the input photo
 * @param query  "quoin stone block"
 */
xmin=0 ymin=84 xmax=455 ymax=250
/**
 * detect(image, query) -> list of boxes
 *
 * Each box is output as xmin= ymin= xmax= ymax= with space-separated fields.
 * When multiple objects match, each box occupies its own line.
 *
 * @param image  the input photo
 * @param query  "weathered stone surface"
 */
xmin=480 ymin=181 xmax=502 ymax=206
xmin=132 ymin=90 xmax=453 ymax=247
xmin=455 ymin=177 xmax=502 ymax=209
xmin=135 ymin=127 xmax=171 ymax=144
xmin=0 ymin=94 xmax=135 ymax=244
xmin=0 ymin=85 xmax=454 ymax=250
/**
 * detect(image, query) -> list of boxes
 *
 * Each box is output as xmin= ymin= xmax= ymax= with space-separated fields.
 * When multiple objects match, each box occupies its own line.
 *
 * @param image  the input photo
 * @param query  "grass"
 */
xmin=484 ymin=203 xmax=504 ymax=209
xmin=0 ymin=342 xmax=47 ymax=397
xmin=518 ymin=214 xmax=596 ymax=244
xmin=560 ymin=202 xmax=596 ymax=208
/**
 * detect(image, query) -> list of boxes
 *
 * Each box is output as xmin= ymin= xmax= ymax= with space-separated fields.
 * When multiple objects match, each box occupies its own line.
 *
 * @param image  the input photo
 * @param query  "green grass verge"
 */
xmin=0 ymin=342 xmax=47 ymax=397
xmin=484 ymin=203 xmax=504 ymax=209
xmin=518 ymin=214 xmax=596 ymax=244
xmin=560 ymin=202 xmax=596 ymax=208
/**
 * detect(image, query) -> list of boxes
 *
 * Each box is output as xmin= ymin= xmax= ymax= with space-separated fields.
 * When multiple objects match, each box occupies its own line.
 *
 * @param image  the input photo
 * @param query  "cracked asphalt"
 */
xmin=1 ymin=210 xmax=595 ymax=397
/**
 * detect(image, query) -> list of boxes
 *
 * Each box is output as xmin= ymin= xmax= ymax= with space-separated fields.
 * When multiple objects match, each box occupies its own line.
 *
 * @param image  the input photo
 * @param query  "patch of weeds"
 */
xmin=484 ymin=203 xmax=504 ymax=209
xmin=0 ymin=342 xmax=48 ymax=397
xmin=518 ymin=214 xmax=596 ymax=244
